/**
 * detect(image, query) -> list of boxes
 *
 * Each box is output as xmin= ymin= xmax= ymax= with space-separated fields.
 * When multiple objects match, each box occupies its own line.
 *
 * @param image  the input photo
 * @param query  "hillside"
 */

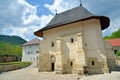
xmin=0 ymin=35 xmax=27 ymax=60
xmin=0 ymin=35 xmax=26 ymax=45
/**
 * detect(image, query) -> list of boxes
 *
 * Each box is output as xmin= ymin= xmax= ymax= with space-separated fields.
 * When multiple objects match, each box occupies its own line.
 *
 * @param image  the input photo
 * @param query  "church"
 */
xmin=34 ymin=5 xmax=116 ymax=74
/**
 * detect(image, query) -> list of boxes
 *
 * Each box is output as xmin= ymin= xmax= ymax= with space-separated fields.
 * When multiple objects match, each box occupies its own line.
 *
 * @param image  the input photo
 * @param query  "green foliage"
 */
xmin=0 ymin=62 xmax=32 ymax=65
xmin=103 ymin=28 xmax=120 ymax=59
xmin=0 ymin=62 xmax=32 ymax=73
xmin=0 ymin=41 xmax=22 ymax=56
xmin=0 ymin=35 xmax=26 ymax=45
xmin=104 ymin=28 xmax=120 ymax=40
xmin=116 ymin=51 xmax=120 ymax=60
xmin=0 ymin=35 xmax=27 ymax=60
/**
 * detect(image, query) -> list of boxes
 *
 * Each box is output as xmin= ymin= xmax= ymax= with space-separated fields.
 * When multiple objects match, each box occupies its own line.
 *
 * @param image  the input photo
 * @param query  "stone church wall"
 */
xmin=38 ymin=19 xmax=110 ymax=74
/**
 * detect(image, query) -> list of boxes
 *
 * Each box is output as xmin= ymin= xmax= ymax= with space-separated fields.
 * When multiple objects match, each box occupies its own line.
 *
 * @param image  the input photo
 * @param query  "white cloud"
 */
xmin=0 ymin=0 xmax=54 ymax=40
xmin=2 ymin=25 xmax=40 ymax=41
xmin=45 ymin=0 xmax=120 ymax=37
xmin=45 ymin=0 xmax=79 ymax=14
xmin=8 ymin=14 xmax=53 ymax=40
xmin=40 ymin=15 xmax=54 ymax=28
xmin=10 ymin=26 xmax=37 ymax=41
xmin=0 ymin=0 xmax=120 ymax=40
xmin=0 ymin=0 xmax=39 ymax=40
xmin=0 ymin=0 xmax=33 ymax=27
xmin=102 ymin=16 xmax=120 ymax=36
xmin=79 ymin=0 xmax=120 ymax=36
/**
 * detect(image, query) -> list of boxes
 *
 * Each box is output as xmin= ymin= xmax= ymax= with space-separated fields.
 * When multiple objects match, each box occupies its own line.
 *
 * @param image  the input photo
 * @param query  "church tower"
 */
xmin=34 ymin=5 xmax=112 ymax=74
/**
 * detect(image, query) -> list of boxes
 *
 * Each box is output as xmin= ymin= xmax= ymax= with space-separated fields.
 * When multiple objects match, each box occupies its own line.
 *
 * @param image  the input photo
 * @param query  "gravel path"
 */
xmin=0 ymin=67 xmax=120 ymax=80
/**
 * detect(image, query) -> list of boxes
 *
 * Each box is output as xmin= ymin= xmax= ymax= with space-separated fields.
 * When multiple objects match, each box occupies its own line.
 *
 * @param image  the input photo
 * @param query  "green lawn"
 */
xmin=0 ymin=62 xmax=32 ymax=73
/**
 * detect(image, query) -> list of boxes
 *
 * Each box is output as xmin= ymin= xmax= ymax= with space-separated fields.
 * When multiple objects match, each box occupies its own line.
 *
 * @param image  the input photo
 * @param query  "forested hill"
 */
xmin=0 ymin=35 xmax=26 ymax=45
xmin=0 ymin=35 xmax=27 ymax=58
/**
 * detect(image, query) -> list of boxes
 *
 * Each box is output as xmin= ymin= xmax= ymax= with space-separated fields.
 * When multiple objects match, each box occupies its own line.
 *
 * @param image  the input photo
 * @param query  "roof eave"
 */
xmin=99 ymin=16 xmax=110 ymax=30
xmin=34 ymin=31 xmax=43 ymax=37
xmin=22 ymin=43 xmax=39 ymax=46
xmin=34 ymin=16 xmax=110 ymax=37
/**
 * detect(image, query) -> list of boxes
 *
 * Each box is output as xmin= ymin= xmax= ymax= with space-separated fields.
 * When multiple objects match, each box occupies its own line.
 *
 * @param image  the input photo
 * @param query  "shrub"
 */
xmin=116 ymin=51 xmax=120 ymax=60
xmin=0 ymin=62 xmax=32 ymax=73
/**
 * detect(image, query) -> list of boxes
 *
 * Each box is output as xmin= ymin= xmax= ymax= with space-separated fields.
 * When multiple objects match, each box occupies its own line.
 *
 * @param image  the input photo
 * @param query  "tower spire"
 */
xmin=79 ymin=0 xmax=82 ymax=6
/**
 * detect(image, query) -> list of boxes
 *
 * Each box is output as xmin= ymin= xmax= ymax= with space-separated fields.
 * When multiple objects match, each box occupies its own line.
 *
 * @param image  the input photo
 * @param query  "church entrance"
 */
xmin=51 ymin=63 xmax=55 ymax=71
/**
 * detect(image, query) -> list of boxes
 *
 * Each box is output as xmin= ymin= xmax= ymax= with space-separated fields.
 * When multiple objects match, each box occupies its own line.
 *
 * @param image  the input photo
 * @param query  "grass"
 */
xmin=0 ymin=62 xmax=32 ymax=73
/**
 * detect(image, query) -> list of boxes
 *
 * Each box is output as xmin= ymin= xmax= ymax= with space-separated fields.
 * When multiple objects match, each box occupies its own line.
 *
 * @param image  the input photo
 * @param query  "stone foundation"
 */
xmin=55 ymin=68 xmax=63 ymax=74
xmin=38 ymin=54 xmax=51 ymax=72
xmin=87 ymin=57 xmax=109 ymax=74
xmin=107 ymin=58 xmax=116 ymax=71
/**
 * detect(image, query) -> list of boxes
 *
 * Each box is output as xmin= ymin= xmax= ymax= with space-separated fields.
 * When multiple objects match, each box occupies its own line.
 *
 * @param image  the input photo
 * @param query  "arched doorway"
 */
xmin=51 ymin=62 xmax=55 ymax=71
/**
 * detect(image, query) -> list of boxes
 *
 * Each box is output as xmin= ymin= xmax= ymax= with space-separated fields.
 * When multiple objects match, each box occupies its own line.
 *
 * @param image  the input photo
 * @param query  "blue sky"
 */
xmin=26 ymin=0 xmax=54 ymax=16
xmin=0 ymin=0 xmax=120 ymax=41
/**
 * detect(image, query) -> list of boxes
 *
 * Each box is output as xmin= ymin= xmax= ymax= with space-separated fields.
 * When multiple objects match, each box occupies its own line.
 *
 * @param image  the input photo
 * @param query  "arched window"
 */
xmin=71 ymin=38 xmax=74 ymax=43
xmin=92 ymin=61 xmax=95 ymax=66
xmin=70 ymin=62 xmax=73 ymax=66
xmin=51 ymin=42 xmax=54 ymax=47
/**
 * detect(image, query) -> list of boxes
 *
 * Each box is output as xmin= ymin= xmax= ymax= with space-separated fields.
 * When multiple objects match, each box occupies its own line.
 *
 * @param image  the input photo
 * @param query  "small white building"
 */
xmin=22 ymin=38 xmax=40 ymax=67
xmin=109 ymin=38 xmax=120 ymax=53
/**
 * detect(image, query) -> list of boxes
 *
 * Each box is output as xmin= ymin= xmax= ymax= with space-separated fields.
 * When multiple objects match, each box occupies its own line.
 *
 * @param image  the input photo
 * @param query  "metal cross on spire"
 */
xmin=79 ymin=0 xmax=82 ymax=6
xmin=55 ymin=9 xmax=58 ymax=15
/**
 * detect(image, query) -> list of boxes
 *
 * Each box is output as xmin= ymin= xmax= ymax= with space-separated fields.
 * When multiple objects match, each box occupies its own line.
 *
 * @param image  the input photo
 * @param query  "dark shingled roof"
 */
xmin=34 ymin=6 xmax=110 ymax=37
xmin=22 ymin=38 xmax=40 ymax=46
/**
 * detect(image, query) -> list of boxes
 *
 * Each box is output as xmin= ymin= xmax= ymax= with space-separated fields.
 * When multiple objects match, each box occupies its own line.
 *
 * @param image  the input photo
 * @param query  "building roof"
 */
xmin=109 ymin=38 xmax=120 ymax=47
xmin=22 ymin=38 xmax=40 ymax=46
xmin=34 ymin=6 xmax=110 ymax=37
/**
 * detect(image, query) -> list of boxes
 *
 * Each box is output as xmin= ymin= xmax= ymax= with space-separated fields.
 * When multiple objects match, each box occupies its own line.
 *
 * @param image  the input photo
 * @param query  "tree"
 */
xmin=104 ymin=28 xmax=120 ymax=40
xmin=0 ymin=41 xmax=22 ymax=61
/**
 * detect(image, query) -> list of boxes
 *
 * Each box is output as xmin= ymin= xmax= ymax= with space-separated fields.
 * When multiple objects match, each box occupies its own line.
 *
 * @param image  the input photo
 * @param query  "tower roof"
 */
xmin=34 ymin=6 xmax=110 ymax=37
xmin=22 ymin=38 xmax=40 ymax=46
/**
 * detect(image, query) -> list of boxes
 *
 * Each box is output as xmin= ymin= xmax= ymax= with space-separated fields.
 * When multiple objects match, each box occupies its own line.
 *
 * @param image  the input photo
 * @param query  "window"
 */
xmin=70 ymin=62 xmax=73 ymax=66
xmin=71 ymin=38 xmax=74 ymax=43
xmin=114 ymin=50 xmax=118 ymax=54
xmin=28 ymin=52 xmax=30 ymax=54
xmin=85 ymin=44 xmax=87 ymax=46
xmin=51 ymin=42 xmax=54 ymax=47
xmin=36 ymin=51 xmax=39 ymax=53
xmin=111 ymin=48 xmax=113 ymax=51
xmin=51 ymin=63 xmax=55 ymax=71
xmin=91 ymin=61 xmax=95 ymax=66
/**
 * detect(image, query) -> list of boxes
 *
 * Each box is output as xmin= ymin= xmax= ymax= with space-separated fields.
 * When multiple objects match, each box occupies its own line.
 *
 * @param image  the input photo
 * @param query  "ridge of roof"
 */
xmin=47 ymin=6 xmax=93 ymax=27
xmin=34 ymin=6 xmax=110 ymax=37
xmin=22 ymin=38 xmax=40 ymax=46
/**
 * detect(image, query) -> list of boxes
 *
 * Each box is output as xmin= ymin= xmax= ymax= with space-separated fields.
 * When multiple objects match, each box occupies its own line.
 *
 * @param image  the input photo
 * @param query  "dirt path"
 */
xmin=0 ymin=67 xmax=120 ymax=80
